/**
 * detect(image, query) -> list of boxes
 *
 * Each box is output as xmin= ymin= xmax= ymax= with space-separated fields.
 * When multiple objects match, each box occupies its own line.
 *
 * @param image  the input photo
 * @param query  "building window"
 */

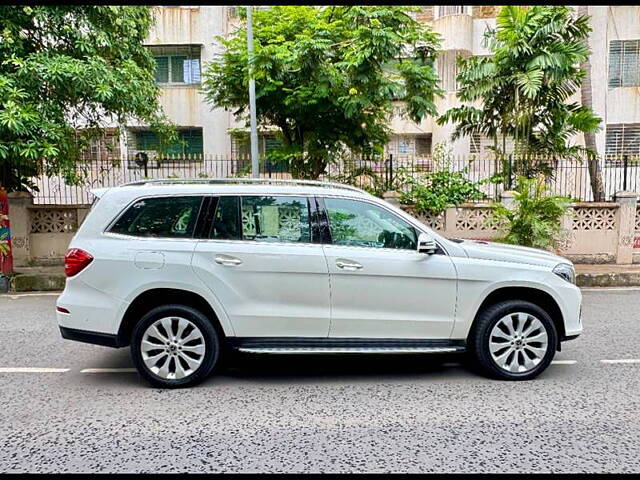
xmin=469 ymin=133 xmax=514 ymax=155
xmin=134 ymin=128 xmax=203 ymax=155
xmin=436 ymin=6 xmax=469 ymax=18
xmin=608 ymin=39 xmax=640 ymax=88
xmin=79 ymin=129 xmax=120 ymax=162
xmin=149 ymin=45 xmax=201 ymax=85
xmin=230 ymin=133 xmax=282 ymax=157
xmin=416 ymin=134 xmax=432 ymax=156
xmin=398 ymin=139 xmax=412 ymax=154
xmin=605 ymin=124 xmax=640 ymax=157
xmin=470 ymin=133 xmax=481 ymax=154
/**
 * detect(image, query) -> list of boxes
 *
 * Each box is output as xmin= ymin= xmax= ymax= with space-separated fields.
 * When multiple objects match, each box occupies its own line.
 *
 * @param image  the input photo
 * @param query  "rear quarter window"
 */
xmin=109 ymin=196 xmax=203 ymax=238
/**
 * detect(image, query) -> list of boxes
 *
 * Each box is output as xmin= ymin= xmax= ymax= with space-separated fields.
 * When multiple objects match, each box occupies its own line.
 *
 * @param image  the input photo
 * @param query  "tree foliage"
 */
xmin=438 ymin=6 xmax=602 ymax=176
xmin=0 ymin=6 xmax=172 ymax=190
xmin=203 ymin=6 xmax=443 ymax=179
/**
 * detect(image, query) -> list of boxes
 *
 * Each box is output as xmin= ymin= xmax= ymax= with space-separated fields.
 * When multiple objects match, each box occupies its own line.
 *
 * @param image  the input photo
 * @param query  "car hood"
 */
xmin=456 ymin=239 xmax=570 ymax=268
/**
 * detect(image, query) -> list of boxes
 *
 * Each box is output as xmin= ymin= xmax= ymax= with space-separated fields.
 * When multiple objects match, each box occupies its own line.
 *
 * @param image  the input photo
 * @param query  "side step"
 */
xmin=230 ymin=337 xmax=466 ymax=355
xmin=238 ymin=346 xmax=465 ymax=355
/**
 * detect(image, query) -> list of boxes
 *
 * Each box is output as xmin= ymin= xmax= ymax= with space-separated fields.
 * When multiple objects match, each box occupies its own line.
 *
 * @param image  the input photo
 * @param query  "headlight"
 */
xmin=553 ymin=263 xmax=576 ymax=284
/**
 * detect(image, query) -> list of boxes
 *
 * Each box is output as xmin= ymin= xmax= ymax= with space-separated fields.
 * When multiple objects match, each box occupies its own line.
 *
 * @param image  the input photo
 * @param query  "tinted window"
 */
xmin=324 ymin=198 xmax=417 ymax=250
xmin=209 ymin=196 xmax=241 ymax=240
xmin=110 ymin=196 xmax=202 ymax=238
xmin=241 ymin=196 xmax=311 ymax=243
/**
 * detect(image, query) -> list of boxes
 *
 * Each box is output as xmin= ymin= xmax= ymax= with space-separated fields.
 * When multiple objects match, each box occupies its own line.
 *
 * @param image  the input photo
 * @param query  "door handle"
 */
xmin=214 ymin=255 xmax=243 ymax=266
xmin=336 ymin=259 xmax=363 ymax=271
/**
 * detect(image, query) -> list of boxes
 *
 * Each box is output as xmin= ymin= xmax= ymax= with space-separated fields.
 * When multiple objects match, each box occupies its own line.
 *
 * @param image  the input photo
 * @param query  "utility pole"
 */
xmin=246 ymin=6 xmax=259 ymax=178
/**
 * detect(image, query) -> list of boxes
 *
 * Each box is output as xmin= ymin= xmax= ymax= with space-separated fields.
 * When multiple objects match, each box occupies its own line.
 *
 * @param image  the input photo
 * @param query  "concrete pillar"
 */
xmin=500 ymin=190 xmax=518 ymax=210
xmin=382 ymin=191 xmax=401 ymax=208
xmin=444 ymin=207 xmax=457 ymax=237
xmin=614 ymin=191 xmax=637 ymax=265
xmin=7 ymin=191 xmax=33 ymax=268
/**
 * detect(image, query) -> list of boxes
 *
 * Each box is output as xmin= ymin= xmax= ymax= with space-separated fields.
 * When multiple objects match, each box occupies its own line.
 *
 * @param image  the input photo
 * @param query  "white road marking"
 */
xmin=551 ymin=360 xmax=578 ymax=365
xmin=1 ymin=292 xmax=61 ymax=299
xmin=601 ymin=359 xmax=640 ymax=364
xmin=81 ymin=368 xmax=137 ymax=373
xmin=0 ymin=367 xmax=69 ymax=373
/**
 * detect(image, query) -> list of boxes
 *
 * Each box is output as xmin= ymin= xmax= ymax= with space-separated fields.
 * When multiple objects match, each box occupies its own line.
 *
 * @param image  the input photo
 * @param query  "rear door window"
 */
xmin=109 ymin=196 xmax=203 ymax=238
xmin=240 ymin=196 xmax=311 ymax=243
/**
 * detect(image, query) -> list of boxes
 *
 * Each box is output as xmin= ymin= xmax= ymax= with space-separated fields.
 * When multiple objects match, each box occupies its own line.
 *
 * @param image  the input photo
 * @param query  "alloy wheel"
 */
xmin=140 ymin=316 xmax=206 ymax=380
xmin=488 ymin=312 xmax=549 ymax=373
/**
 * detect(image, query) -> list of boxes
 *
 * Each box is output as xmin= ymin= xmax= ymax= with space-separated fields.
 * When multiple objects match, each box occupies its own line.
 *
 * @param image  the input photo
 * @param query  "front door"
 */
xmin=192 ymin=195 xmax=330 ymax=337
xmin=320 ymin=197 xmax=458 ymax=339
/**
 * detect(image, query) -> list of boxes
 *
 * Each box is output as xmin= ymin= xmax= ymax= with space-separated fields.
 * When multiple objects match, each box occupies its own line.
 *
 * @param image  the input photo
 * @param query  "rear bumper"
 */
xmin=59 ymin=326 xmax=120 ymax=348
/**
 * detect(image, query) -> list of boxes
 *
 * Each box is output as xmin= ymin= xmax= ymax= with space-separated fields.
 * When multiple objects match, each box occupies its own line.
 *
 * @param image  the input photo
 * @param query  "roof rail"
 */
xmin=120 ymin=177 xmax=368 ymax=194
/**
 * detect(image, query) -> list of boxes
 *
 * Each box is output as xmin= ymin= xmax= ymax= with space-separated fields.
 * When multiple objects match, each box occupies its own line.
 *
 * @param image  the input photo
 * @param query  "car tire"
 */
xmin=130 ymin=304 xmax=220 ymax=389
xmin=469 ymin=300 xmax=558 ymax=381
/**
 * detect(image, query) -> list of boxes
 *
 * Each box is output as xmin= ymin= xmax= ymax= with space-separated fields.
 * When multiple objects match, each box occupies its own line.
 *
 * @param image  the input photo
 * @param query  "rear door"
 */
xmin=192 ymin=194 xmax=331 ymax=337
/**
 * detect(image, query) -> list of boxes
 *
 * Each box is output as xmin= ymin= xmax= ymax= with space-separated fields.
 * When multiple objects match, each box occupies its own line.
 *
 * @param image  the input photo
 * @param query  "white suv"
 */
xmin=56 ymin=179 xmax=582 ymax=388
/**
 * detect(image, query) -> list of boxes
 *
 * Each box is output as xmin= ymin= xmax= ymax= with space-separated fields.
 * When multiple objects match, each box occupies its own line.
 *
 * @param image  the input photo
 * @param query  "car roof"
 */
xmin=92 ymin=179 xmax=375 ymax=201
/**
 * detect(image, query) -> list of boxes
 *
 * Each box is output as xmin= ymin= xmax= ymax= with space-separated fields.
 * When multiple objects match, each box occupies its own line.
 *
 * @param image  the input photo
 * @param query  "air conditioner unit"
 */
xmin=128 ymin=150 xmax=159 ymax=170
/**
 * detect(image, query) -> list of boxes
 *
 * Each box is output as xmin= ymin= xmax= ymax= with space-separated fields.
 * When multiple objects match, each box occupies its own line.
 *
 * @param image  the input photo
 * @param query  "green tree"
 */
xmin=437 ymin=6 xmax=601 ymax=179
xmin=203 ymin=6 xmax=443 ymax=179
xmin=0 ymin=6 xmax=173 ymax=191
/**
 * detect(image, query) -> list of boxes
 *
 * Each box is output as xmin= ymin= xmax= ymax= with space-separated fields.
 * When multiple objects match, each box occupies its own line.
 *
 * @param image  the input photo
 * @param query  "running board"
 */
xmin=229 ymin=337 xmax=466 ymax=355
xmin=237 ymin=346 xmax=465 ymax=355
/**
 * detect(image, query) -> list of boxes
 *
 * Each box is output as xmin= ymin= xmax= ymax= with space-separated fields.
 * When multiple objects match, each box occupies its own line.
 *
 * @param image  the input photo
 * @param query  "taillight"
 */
xmin=64 ymin=248 xmax=93 ymax=277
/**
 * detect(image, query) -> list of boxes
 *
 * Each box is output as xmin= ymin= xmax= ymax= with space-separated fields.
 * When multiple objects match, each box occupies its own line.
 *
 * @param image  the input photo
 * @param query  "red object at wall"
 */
xmin=0 ymin=187 xmax=13 ymax=275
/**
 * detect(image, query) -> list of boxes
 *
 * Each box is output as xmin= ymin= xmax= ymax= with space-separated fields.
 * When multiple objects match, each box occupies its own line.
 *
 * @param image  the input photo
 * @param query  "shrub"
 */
xmin=397 ymin=143 xmax=497 ymax=214
xmin=490 ymin=176 xmax=571 ymax=250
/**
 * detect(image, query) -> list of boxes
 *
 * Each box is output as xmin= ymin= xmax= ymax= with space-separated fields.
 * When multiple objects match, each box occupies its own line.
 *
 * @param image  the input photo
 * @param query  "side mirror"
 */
xmin=417 ymin=232 xmax=437 ymax=255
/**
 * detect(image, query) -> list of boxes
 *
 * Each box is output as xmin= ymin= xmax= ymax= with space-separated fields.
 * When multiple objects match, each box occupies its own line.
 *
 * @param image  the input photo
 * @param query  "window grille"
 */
xmin=608 ymin=39 xmax=640 ymax=88
xmin=436 ymin=6 xmax=469 ymax=18
xmin=134 ymin=128 xmax=203 ymax=155
xmin=148 ymin=45 xmax=201 ymax=85
xmin=605 ymin=123 xmax=640 ymax=157
xmin=416 ymin=135 xmax=432 ymax=156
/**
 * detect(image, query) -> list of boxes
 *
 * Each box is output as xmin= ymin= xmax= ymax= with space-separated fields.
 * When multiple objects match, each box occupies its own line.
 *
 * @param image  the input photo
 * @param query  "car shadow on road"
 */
xmin=76 ymin=349 xmax=477 ymax=388
xmin=215 ymin=352 xmax=476 ymax=384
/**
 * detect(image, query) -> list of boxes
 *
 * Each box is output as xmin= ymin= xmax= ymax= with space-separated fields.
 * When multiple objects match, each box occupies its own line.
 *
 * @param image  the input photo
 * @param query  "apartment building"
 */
xmin=117 ymin=5 xmax=640 ymax=163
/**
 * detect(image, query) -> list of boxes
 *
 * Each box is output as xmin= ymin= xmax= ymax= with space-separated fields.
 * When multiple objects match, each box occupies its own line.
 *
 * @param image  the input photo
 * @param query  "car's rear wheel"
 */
xmin=130 ymin=304 xmax=220 ymax=388
xmin=470 ymin=300 xmax=557 ymax=381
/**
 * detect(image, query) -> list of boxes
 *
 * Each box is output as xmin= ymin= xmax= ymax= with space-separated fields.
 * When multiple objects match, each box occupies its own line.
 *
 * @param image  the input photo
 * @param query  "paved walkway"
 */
xmin=576 ymin=264 xmax=640 ymax=274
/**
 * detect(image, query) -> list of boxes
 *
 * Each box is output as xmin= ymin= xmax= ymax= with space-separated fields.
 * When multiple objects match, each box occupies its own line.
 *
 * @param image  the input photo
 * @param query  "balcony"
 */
xmin=433 ymin=7 xmax=473 ymax=52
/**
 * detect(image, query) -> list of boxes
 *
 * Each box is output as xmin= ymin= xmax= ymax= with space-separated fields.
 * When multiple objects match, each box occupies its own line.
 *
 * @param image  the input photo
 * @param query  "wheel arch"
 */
xmin=117 ymin=288 xmax=228 ymax=347
xmin=469 ymin=286 xmax=566 ymax=349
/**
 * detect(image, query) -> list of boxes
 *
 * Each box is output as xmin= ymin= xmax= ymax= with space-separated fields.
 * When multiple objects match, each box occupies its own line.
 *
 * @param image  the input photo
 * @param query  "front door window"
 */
xmin=324 ymin=197 xmax=417 ymax=250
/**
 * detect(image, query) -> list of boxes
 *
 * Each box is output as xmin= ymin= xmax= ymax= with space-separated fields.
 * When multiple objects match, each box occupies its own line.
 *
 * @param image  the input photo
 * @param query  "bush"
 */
xmin=399 ymin=169 xmax=487 ymax=215
xmin=490 ymin=176 xmax=571 ymax=250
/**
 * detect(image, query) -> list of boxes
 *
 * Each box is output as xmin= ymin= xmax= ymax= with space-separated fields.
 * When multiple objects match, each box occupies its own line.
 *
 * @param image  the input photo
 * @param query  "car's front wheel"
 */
xmin=470 ymin=300 xmax=558 ymax=380
xmin=130 ymin=304 xmax=220 ymax=388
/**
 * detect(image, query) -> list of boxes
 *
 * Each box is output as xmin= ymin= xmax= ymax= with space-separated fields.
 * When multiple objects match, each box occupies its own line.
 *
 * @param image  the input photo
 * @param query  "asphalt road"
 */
xmin=1 ymin=289 xmax=639 ymax=473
